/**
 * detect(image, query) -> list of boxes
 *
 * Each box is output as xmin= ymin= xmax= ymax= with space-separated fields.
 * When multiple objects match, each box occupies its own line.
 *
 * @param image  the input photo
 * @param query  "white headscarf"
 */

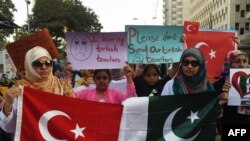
xmin=24 ymin=46 xmax=52 ymax=81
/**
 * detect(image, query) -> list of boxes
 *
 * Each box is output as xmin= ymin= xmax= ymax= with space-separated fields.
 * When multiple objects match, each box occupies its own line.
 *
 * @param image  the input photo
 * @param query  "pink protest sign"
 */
xmin=66 ymin=32 xmax=127 ymax=70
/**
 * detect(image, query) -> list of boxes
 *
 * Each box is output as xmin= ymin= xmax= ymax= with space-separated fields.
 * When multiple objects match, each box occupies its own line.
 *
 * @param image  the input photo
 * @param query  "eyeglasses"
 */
xmin=182 ymin=60 xmax=200 ymax=67
xmin=32 ymin=60 xmax=53 ymax=68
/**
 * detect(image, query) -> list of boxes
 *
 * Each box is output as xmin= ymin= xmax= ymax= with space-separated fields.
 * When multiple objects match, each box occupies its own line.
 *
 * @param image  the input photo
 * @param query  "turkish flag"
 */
xmin=185 ymin=30 xmax=237 ymax=77
xmin=183 ymin=21 xmax=200 ymax=34
xmin=15 ymin=87 xmax=123 ymax=141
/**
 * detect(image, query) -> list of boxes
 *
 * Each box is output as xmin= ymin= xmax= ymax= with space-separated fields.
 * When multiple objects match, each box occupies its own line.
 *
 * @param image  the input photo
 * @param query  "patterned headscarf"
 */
xmin=173 ymin=48 xmax=214 ymax=94
xmin=226 ymin=50 xmax=247 ymax=64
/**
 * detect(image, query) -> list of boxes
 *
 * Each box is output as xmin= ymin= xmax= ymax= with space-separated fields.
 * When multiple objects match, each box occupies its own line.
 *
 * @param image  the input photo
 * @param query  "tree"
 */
xmin=30 ymin=0 xmax=102 ymax=46
xmin=0 ymin=0 xmax=17 ymax=50
xmin=12 ymin=27 xmax=30 ymax=40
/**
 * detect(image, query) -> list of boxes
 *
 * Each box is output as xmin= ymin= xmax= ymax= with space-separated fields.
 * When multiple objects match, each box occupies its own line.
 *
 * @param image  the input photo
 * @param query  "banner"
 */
xmin=229 ymin=68 xmax=250 ymax=106
xmin=119 ymin=92 xmax=218 ymax=141
xmin=14 ymin=87 xmax=218 ymax=141
xmin=185 ymin=30 xmax=236 ymax=77
xmin=15 ymin=87 xmax=123 ymax=141
xmin=66 ymin=32 xmax=127 ymax=70
xmin=183 ymin=21 xmax=200 ymax=34
xmin=126 ymin=25 xmax=184 ymax=64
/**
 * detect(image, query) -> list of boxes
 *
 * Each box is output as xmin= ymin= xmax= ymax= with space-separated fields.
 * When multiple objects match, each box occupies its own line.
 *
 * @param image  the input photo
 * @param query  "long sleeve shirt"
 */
xmin=0 ymin=98 xmax=18 ymax=133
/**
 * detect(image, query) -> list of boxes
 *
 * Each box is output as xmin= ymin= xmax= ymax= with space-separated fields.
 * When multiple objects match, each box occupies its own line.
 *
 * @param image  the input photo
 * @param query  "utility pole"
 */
xmin=24 ymin=0 xmax=31 ymax=34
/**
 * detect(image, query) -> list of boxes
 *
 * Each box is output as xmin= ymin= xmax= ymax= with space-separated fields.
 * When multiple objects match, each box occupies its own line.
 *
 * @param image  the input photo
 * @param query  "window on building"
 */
xmin=247 ymin=4 xmax=250 ymax=12
xmin=236 ymin=5 xmax=240 ymax=12
xmin=241 ymin=10 xmax=245 ymax=17
xmin=246 ymin=23 xmax=249 ymax=30
xmin=240 ymin=28 xmax=244 ymax=35
xmin=235 ymin=23 xmax=239 ymax=30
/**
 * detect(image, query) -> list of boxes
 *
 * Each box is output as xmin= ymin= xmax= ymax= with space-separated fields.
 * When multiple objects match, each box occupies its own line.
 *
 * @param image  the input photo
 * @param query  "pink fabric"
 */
xmin=76 ymin=82 xmax=136 ymax=104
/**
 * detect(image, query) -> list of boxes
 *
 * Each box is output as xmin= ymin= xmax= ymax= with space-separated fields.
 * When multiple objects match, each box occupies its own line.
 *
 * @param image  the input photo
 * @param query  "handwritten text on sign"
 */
xmin=66 ymin=32 xmax=127 ymax=70
xmin=126 ymin=25 xmax=183 ymax=64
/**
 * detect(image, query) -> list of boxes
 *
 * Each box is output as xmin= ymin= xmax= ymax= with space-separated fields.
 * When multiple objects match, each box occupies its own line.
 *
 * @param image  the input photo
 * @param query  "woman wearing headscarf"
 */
xmin=161 ymin=48 xmax=230 ymax=103
xmin=214 ymin=50 xmax=250 ymax=140
xmin=161 ymin=48 xmax=230 ymax=141
xmin=0 ymin=46 xmax=75 ymax=133
xmin=161 ymin=48 xmax=215 ymax=95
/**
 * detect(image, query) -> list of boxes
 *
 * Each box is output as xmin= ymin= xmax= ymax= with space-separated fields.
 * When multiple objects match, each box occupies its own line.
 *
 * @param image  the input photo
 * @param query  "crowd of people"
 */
xmin=0 ymin=40 xmax=249 ymax=140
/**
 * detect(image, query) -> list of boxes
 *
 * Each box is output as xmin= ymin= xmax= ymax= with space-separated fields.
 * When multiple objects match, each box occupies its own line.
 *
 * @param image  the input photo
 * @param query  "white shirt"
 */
xmin=0 ymin=98 xmax=18 ymax=133
xmin=161 ymin=79 xmax=174 ymax=96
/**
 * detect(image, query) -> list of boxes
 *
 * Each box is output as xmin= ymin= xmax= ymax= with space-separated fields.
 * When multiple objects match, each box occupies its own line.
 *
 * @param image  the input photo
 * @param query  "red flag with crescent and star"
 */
xmin=15 ymin=87 xmax=123 ymax=141
xmin=185 ymin=30 xmax=237 ymax=77
xmin=183 ymin=21 xmax=200 ymax=34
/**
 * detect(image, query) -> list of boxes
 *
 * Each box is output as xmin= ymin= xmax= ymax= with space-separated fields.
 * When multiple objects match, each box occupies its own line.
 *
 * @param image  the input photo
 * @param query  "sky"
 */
xmin=12 ymin=0 xmax=163 ymax=32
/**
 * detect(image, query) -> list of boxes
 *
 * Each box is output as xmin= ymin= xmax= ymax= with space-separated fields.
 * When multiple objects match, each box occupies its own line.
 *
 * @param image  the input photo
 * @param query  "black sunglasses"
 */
xmin=182 ymin=60 xmax=200 ymax=67
xmin=32 ymin=60 xmax=53 ymax=68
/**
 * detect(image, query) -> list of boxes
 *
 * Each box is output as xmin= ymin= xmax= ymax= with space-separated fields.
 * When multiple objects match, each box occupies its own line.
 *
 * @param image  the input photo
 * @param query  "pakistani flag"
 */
xmin=118 ymin=92 xmax=218 ymax=141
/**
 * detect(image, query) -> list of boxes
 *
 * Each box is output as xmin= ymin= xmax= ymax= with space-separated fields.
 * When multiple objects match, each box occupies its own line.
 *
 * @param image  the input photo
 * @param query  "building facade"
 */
xmin=163 ymin=0 xmax=250 ymax=36
xmin=163 ymin=0 xmax=190 ymax=26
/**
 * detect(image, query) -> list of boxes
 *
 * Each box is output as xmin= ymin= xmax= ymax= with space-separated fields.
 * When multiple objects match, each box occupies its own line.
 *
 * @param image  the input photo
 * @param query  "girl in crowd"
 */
xmin=75 ymin=63 xmax=135 ymax=104
xmin=0 ymin=46 xmax=75 ymax=133
xmin=133 ymin=64 xmax=175 ymax=97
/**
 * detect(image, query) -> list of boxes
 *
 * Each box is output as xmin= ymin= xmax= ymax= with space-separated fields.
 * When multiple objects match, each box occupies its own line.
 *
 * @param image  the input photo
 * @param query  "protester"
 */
xmin=0 ymin=46 xmax=75 ymax=133
xmin=0 ymin=93 xmax=11 ymax=141
xmin=161 ymin=48 xmax=216 ymax=95
xmin=213 ymin=50 xmax=250 ymax=140
xmin=161 ymin=48 xmax=230 ymax=98
xmin=75 ymin=69 xmax=94 ymax=87
xmin=134 ymin=64 xmax=145 ymax=77
xmin=161 ymin=48 xmax=231 ymax=141
xmin=76 ymin=63 xmax=135 ymax=104
xmin=0 ymin=74 xmax=14 ymax=88
xmin=110 ymin=68 xmax=127 ymax=83
xmin=133 ymin=64 xmax=169 ymax=97
xmin=52 ymin=62 xmax=63 ymax=78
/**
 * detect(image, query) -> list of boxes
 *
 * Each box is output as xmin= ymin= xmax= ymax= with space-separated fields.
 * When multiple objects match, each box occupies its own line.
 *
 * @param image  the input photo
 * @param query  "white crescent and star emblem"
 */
xmin=194 ymin=42 xmax=208 ymax=49
xmin=39 ymin=110 xmax=86 ymax=141
xmin=194 ymin=42 xmax=216 ymax=61
xmin=187 ymin=24 xmax=195 ymax=32
xmin=163 ymin=107 xmax=201 ymax=141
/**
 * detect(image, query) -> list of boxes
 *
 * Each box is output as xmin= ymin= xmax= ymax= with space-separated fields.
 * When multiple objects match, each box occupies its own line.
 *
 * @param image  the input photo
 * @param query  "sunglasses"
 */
xmin=32 ymin=60 xmax=53 ymax=68
xmin=182 ymin=60 xmax=200 ymax=67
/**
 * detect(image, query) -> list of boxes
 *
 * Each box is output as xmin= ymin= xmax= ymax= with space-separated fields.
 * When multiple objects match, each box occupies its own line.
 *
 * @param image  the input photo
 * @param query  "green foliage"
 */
xmin=0 ymin=0 xmax=17 ymax=50
xmin=13 ymin=27 xmax=30 ymax=41
xmin=30 ymin=0 xmax=102 ymax=46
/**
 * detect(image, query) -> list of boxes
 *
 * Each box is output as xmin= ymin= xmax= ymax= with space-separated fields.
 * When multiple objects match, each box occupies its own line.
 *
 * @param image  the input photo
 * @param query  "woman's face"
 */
xmin=143 ymin=67 xmax=159 ymax=86
xmin=94 ymin=71 xmax=110 ymax=91
xmin=181 ymin=56 xmax=200 ymax=77
xmin=230 ymin=54 xmax=248 ymax=68
xmin=32 ymin=56 xmax=53 ymax=79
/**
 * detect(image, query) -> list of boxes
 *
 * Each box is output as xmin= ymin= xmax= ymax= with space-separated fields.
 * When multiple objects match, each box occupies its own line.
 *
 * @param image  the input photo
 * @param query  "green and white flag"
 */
xmin=119 ymin=92 xmax=218 ymax=141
